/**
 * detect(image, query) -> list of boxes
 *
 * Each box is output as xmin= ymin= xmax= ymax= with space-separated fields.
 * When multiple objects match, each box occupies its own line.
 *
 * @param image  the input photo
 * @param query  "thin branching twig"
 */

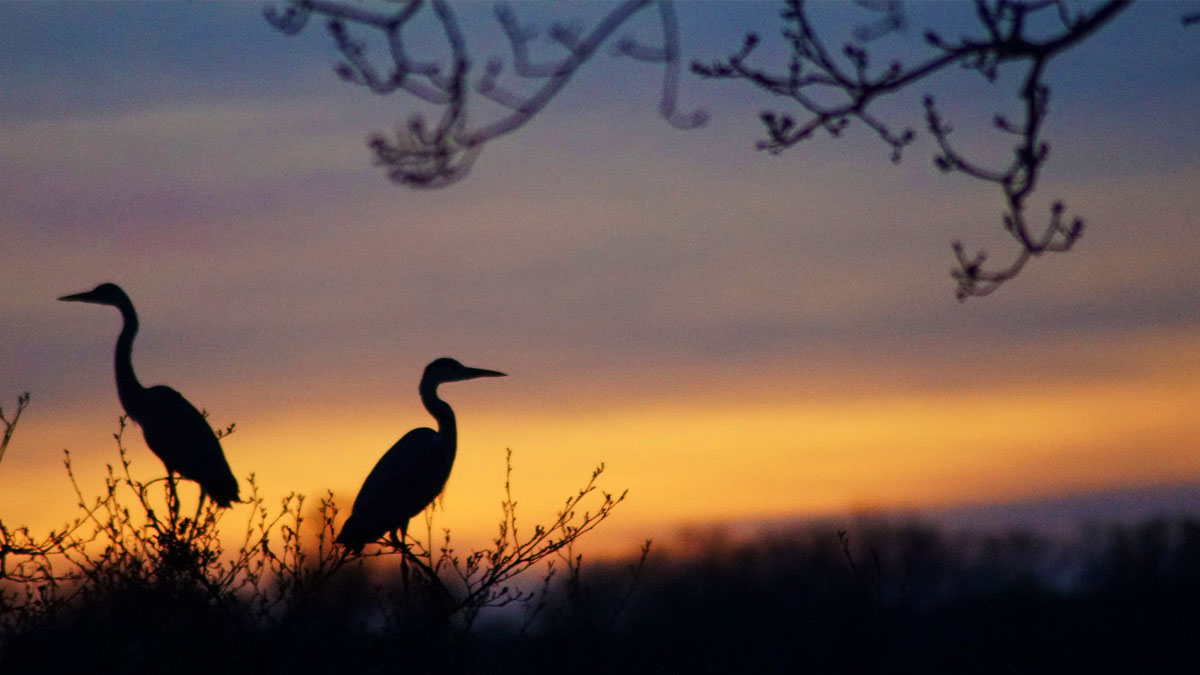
xmin=354 ymin=447 xmax=627 ymax=630
xmin=693 ymin=0 xmax=1130 ymax=298
xmin=0 ymin=392 xmax=30 ymax=468
xmin=265 ymin=0 xmax=705 ymax=187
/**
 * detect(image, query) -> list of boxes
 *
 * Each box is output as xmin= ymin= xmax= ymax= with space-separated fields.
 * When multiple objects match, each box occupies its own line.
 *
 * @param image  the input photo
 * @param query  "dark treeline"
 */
xmin=4 ymin=514 xmax=1199 ymax=674
xmin=555 ymin=517 xmax=1200 ymax=674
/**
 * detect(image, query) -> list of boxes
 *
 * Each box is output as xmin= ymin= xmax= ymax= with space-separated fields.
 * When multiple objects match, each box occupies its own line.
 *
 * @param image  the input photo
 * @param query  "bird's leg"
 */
xmin=167 ymin=472 xmax=181 ymax=533
xmin=392 ymin=528 xmax=411 ymax=599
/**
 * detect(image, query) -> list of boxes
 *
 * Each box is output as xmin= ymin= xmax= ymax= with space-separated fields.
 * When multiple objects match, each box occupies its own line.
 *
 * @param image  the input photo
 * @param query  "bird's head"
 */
xmin=424 ymin=357 xmax=507 ymax=387
xmin=58 ymin=282 xmax=130 ymax=308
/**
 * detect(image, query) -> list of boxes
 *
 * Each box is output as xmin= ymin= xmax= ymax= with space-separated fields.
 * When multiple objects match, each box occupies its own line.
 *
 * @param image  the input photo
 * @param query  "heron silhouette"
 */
xmin=59 ymin=283 xmax=240 ymax=508
xmin=336 ymin=357 xmax=506 ymax=553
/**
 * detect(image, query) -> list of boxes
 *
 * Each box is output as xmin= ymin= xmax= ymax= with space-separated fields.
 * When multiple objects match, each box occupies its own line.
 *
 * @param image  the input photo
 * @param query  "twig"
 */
xmin=265 ymin=0 xmax=705 ymax=187
xmin=694 ymin=0 xmax=1130 ymax=298
xmin=0 ymin=392 xmax=31 ymax=467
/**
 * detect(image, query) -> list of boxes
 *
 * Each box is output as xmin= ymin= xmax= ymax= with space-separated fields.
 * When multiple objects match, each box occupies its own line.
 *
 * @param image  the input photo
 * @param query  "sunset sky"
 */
xmin=2 ymin=1 xmax=1198 ymax=556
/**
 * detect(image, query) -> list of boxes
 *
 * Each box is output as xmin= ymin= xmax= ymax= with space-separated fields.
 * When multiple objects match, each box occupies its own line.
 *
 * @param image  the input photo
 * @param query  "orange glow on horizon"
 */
xmin=2 ymin=330 xmax=1198 ymax=557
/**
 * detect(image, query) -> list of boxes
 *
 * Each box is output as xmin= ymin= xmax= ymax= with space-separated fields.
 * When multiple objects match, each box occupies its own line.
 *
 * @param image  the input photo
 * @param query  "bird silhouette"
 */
xmin=336 ymin=357 xmax=506 ymax=553
xmin=59 ymin=283 xmax=240 ymax=507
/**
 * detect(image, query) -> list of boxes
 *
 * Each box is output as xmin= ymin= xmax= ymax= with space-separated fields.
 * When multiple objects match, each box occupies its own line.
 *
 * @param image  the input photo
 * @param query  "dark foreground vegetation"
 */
xmin=600 ymin=516 xmax=1200 ymax=674
xmin=3 ymin=399 xmax=1198 ymax=674
xmin=5 ymin=511 xmax=1199 ymax=674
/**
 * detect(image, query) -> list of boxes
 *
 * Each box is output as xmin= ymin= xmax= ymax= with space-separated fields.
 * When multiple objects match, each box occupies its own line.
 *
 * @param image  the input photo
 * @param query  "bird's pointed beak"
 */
xmin=58 ymin=291 xmax=94 ymax=303
xmin=464 ymin=367 xmax=507 ymax=380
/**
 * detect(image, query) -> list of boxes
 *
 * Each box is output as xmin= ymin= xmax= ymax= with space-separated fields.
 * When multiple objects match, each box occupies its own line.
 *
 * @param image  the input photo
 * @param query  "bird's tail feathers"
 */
xmin=203 ymin=478 xmax=241 ymax=508
xmin=335 ymin=516 xmax=371 ymax=554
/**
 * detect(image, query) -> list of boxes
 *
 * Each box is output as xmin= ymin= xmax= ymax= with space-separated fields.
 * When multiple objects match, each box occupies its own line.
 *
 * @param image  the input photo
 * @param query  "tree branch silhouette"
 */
xmin=0 ymin=392 xmax=30 ymax=468
xmin=265 ymin=0 xmax=706 ymax=188
xmin=0 ymin=393 xmax=68 ymax=593
xmin=256 ymin=1 xmax=1176 ymax=299
xmin=693 ymin=0 xmax=1131 ymax=299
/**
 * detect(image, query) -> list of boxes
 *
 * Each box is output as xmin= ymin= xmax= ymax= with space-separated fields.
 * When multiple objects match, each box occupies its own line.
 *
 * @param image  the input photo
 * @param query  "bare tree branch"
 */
xmin=262 ymin=1 xmax=1171 ymax=299
xmin=693 ymin=0 xmax=1131 ymax=299
xmin=0 ymin=392 xmax=30 ymax=468
xmin=265 ymin=0 xmax=706 ymax=187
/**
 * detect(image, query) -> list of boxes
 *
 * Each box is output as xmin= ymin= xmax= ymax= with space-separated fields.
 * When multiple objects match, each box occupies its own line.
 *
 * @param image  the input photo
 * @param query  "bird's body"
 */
xmin=59 ymin=283 xmax=240 ymax=507
xmin=335 ymin=427 xmax=450 ymax=550
xmin=336 ymin=357 xmax=505 ymax=553
xmin=131 ymin=385 xmax=239 ymax=505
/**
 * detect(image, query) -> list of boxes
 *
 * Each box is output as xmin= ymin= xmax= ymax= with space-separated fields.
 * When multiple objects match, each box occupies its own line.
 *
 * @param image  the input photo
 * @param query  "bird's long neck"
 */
xmin=113 ymin=297 xmax=146 ymax=416
xmin=420 ymin=379 xmax=457 ymax=459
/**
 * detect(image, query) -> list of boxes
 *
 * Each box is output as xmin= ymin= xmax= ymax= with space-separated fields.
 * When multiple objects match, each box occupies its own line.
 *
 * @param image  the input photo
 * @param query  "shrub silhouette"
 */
xmin=0 ymin=399 xmax=629 ymax=672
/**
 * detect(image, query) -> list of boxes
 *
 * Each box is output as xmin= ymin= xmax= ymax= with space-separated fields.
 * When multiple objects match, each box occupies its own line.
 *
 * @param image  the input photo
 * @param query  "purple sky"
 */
xmin=2 ymin=2 xmax=1198 ymax=550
